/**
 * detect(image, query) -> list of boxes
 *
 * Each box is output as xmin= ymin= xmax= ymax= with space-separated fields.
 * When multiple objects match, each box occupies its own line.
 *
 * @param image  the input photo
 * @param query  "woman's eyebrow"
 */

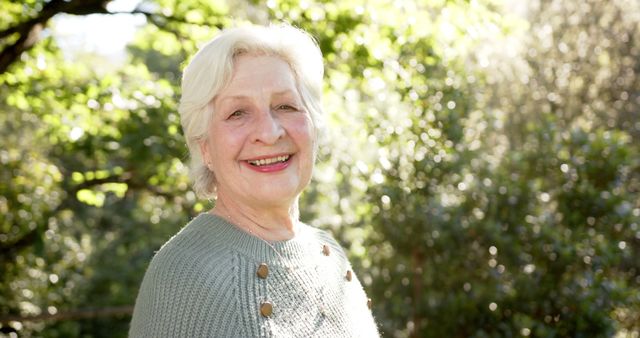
xmin=218 ymin=89 xmax=297 ymax=103
xmin=272 ymin=89 xmax=299 ymax=99
xmin=218 ymin=95 xmax=251 ymax=104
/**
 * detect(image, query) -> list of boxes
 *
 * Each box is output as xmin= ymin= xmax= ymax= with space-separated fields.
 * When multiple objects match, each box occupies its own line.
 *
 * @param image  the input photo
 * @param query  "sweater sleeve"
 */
xmin=129 ymin=234 xmax=243 ymax=337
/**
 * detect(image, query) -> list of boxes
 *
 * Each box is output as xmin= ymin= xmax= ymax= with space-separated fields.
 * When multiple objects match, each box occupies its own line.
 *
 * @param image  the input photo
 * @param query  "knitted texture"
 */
xmin=129 ymin=214 xmax=380 ymax=337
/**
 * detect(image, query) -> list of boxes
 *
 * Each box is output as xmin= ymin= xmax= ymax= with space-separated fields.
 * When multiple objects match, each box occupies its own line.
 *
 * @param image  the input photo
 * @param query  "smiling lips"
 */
xmin=245 ymin=154 xmax=292 ymax=172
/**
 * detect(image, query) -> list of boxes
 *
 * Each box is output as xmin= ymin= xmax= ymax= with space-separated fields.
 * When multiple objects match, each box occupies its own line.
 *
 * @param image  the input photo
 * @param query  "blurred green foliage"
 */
xmin=1 ymin=0 xmax=639 ymax=337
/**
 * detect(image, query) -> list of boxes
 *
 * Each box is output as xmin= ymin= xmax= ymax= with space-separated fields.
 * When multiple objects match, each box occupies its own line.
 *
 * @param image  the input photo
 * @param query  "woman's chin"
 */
xmin=240 ymin=168 xmax=311 ymax=207
xmin=248 ymin=185 xmax=302 ymax=207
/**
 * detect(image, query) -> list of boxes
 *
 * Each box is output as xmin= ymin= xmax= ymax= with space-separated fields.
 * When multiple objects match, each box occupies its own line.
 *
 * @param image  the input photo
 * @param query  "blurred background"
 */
xmin=1 ymin=0 xmax=639 ymax=337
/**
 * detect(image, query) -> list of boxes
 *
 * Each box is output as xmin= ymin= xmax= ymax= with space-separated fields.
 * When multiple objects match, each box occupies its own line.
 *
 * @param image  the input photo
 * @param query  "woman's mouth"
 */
xmin=247 ymin=155 xmax=291 ymax=167
xmin=244 ymin=154 xmax=292 ymax=172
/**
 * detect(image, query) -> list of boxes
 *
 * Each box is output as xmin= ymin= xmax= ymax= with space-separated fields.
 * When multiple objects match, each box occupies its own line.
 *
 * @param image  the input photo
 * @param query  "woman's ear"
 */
xmin=199 ymin=139 xmax=212 ymax=171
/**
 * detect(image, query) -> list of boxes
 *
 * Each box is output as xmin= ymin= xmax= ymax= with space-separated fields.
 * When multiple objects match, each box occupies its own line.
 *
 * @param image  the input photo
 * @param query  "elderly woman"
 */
xmin=129 ymin=24 xmax=380 ymax=337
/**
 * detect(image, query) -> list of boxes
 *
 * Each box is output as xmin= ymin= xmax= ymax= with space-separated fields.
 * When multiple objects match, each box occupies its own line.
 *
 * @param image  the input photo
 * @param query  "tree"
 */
xmin=1 ymin=0 xmax=639 ymax=337
xmin=1 ymin=0 xmax=226 ymax=335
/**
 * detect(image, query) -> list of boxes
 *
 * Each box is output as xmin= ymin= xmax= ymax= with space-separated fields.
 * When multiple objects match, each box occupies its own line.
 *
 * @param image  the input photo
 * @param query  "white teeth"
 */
xmin=249 ymin=155 xmax=290 ymax=166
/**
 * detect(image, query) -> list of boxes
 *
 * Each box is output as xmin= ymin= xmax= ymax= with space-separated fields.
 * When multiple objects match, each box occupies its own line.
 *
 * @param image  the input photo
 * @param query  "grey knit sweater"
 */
xmin=129 ymin=213 xmax=380 ymax=337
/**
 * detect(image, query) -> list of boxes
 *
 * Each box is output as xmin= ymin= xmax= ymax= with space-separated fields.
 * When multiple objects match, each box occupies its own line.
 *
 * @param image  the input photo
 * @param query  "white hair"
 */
xmin=178 ymin=23 xmax=325 ymax=199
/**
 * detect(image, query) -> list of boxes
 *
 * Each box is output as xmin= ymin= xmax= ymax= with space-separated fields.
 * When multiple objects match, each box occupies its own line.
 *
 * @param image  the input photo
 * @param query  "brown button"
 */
xmin=257 ymin=263 xmax=269 ymax=279
xmin=260 ymin=302 xmax=273 ymax=317
xmin=322 ymin=244 xmax=331 ymax=256
xmin=346 ymin=270 xmax=353 ymax=281
xmin=367 ymin=298 xmax=372 ymax=309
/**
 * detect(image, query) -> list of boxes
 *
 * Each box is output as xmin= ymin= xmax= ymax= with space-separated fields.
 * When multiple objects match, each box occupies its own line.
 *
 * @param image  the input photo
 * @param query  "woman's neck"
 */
xmin=211 ymin=195 xmax=300 ymax=242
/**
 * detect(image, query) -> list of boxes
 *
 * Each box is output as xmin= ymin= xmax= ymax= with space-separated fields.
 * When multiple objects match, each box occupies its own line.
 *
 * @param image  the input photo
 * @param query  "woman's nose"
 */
xmin=252 ymin=109 xmax=285 ymax=144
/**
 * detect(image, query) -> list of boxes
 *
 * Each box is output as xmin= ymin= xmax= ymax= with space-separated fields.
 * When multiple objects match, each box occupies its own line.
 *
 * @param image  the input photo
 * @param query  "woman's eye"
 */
xmin=276 ymin=104 xmax=297 ymax=111
xmin=228 ymin=110 xmax=244 ymax=119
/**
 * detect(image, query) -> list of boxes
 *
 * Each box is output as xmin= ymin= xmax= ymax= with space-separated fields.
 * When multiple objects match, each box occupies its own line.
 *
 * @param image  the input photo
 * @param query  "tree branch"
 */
xmin=117 ymin=9 xmax=223 ymax=28
xmin=0 ymin=0 xmax=225 ymax=74
xmin=0 ymin=170 xmax=181 ymax=261
xmin=109 ymin=9 xmax=224 ymax=41
xmin=0 ymin=305 xmax=133 ymax=325
xmin=0 ymin=23 xmax=43 ymax=75
xmin=0 ymin=0 xmax=111 ymax=74
xmin=0 ymin=172 xmax=131 ymax=259
xmin=69 ymin=172 xmax=134 ymax=193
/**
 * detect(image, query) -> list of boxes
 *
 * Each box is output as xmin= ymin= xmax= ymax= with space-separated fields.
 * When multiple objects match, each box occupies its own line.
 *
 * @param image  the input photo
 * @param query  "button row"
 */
xmin=256 ymin=266 xmax=354 ymax=282
xmin=260 ymin=299 xmax=371 ymax=317
xmin=254 ymin=243 xmax=371 ymax=318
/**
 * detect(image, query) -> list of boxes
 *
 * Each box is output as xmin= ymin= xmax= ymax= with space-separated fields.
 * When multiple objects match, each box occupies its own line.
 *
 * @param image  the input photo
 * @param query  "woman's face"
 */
xmin=201 ymin=54 xmax=315 ymax=210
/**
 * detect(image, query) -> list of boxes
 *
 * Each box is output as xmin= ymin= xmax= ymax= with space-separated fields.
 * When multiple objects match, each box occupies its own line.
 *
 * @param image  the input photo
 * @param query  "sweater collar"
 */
xmin=194 ymin=213 xmax=320 ymax=265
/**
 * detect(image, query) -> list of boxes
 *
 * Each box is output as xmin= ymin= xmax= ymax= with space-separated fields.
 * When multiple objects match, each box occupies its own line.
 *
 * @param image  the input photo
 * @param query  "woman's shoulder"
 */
xmin=130 ymin=214 xmax=245 ymax=337
xmin=147 ymin=214 xmax=232 ymax=275
xmin=302 ymin=223 xmax=349 ymax=261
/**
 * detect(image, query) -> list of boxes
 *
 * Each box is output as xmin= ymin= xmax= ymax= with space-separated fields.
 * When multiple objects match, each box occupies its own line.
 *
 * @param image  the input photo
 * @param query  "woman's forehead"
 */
xmin=219 ymin=55 xmax=299 ymax=97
